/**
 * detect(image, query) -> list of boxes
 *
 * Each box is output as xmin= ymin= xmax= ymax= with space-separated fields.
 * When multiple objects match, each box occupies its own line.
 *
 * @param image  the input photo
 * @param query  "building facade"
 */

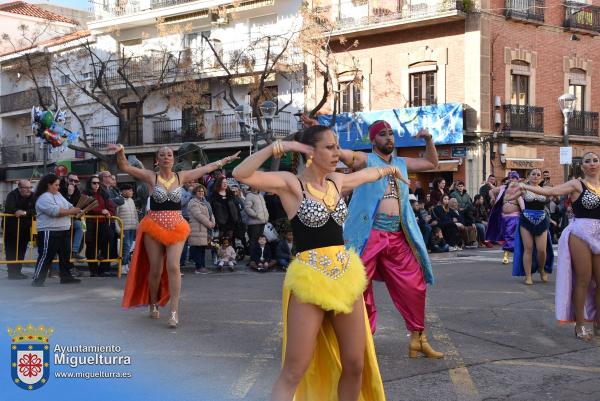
xmin=306 ymin=0 xmax=599 ymax=195
xmin=487 ymin=0 xmax=600 ymax=184
xmin=0 ymin=0 xmax=304 ymax=201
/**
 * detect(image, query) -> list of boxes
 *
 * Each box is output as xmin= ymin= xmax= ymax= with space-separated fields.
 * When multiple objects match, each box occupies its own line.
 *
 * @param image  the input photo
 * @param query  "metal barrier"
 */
xmin=1 ymin=213 xmax=124 ymax=278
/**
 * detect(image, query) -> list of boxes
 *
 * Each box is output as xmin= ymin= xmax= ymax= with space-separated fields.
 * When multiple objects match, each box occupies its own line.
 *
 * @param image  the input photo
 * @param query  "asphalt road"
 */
xmin=1 ymin=246 xmax=599 ymax=401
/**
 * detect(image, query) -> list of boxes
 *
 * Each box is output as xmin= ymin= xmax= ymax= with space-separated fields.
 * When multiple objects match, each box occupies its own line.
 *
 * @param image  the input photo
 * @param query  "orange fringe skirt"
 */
xmin=122 ymin=211 xmax=190 ymax=308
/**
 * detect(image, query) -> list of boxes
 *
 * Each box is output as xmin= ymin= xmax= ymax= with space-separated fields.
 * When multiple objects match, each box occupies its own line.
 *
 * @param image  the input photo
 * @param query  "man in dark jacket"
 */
xmin=60 ymin=173 xmax=84 ymax=261
xmin=4 ymin=180 xmax=35 ymax=279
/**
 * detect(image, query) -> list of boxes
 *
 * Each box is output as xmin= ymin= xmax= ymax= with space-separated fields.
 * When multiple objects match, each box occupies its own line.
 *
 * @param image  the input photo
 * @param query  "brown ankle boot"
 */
xmin=409 ymin=331 xmax=444 ymax=359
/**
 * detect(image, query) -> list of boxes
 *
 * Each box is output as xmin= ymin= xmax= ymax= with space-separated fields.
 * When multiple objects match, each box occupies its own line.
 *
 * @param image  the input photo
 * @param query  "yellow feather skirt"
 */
xmin=281 ymin=245 xmax=386 ymax=400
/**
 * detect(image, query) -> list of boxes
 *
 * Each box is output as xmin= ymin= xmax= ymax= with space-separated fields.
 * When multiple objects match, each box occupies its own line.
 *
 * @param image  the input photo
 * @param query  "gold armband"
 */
xmin=272 ymin=140 xmax=285 ymax=159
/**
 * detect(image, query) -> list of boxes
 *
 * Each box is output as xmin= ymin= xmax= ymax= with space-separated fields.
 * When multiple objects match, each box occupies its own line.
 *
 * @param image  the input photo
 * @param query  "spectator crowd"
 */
xmin=2 ymin=168 xmax=575 ymax=280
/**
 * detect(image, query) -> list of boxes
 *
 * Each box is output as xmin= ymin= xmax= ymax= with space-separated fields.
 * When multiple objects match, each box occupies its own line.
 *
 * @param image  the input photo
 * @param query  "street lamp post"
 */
xmin=234 ymin=104 xmax=249 ymax=141
xmin=558 ymin=93 xmax=577 ymax=183
xmin=259 ymin=100 xmax=277 ymax=153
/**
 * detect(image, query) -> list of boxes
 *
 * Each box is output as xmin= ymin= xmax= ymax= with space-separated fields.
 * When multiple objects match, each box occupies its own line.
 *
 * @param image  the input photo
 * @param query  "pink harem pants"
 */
xmin=362 ymin=228 xmax=426 ymax=333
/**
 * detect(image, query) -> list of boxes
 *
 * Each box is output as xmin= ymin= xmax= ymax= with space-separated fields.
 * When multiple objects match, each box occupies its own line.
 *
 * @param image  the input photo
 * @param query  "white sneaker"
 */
xmin=121 ymin=264 xmax=129 ymax=275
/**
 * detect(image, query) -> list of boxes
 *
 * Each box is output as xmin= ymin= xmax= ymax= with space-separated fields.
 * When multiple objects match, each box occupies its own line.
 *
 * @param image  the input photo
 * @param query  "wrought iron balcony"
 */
xmin=0 ymin=144 xmax=46 ymax=164
xmin=502 ymin=105 xmax=544 ymax=133
xmin=569 ymin=111 xmax=599 ymax=137
xmin=322 ymin=0 xmax=465 ymax=32
xmin=504 ymin=0 xmax=544 ymax=22
xmin=564 ymin=1 xmax=600 ymax=32
xmin=0 ymin=87 xmax=52 ymax=114
xmin=150 ymin=0 xmax=198 ymax=9
xmin=93 ymin=54 xmax=186 ymax=84
xmin=153 ymin=119 xmax=207 ymax=144
xmin=89 ymin=0 xmax=140 ymax=20
xmin=91 ymin=125 xmax=119 ymax=149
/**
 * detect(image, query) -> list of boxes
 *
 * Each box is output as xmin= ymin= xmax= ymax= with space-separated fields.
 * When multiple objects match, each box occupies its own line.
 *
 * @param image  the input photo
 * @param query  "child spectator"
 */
xmin=116 ymin=184 xmax=138 ymax=275
xmin=216 ymin=237 xmax=236 ymax=271
xmin=249 ymin=235 xmax=276 ymax=272
xmin=275 ymin=230 xmax=295 ymax=271
xmin=429 ymin=227 xmax=450 ymax=253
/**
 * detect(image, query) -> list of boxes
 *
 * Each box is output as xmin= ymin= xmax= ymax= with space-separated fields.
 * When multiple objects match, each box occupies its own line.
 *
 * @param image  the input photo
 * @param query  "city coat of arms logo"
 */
xmin=7 ymin=324 xmax=53 ymax=390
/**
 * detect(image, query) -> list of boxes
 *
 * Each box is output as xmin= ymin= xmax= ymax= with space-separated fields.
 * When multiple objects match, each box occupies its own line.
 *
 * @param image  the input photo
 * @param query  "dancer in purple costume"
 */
xmin=486 ymin=172 xmax=521 ymax=264
xmin=520 ymin=151 xmax=600 ymax=340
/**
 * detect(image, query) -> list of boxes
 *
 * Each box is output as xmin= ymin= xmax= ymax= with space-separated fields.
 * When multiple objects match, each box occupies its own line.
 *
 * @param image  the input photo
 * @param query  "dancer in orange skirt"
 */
xmin=108 ymin=144 xmax=239 ymax=328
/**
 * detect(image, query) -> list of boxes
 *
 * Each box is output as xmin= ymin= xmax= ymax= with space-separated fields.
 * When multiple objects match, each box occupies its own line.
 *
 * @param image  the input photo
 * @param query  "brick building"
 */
xmin=306 ymin=0 xmax=600 ymax=195
xmin=487 ymin=0 xmax=600 ymax=184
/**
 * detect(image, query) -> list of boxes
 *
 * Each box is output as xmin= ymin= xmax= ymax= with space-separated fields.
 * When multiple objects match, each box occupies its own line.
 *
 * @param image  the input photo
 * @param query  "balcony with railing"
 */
xmin=153 ymin=118 xmax=208 ymax=144
xmin=569 ymin=111 xmax=599 ymax=137
xmin=149 ymin=110 xmax=295 ymax=145
xmin=502 ymin=105 xmax=544 ymax=134
xmin=91 ymin=125 xmax=119 ymax=149
xmin=89 ymin=0 xmax=275 ymax=25
xmin=0 ymin=144 xmax=46 ymax=165
xmin=89 ymin=0 xmax=140 ymax=20
xmin=93 ymin=54 xmax=186 ymax=84
xmin=0 ymin=87 xmax=52 ymax=114
xmin=504 ymin=0 xmax=544 ymax=22
xmin=316 ymin=0 xmax=466 ymax=36
xmin=564 ymin=2 xmax=600 ymax=33
xmin=188 ymin=38 xmax=302 ymax=76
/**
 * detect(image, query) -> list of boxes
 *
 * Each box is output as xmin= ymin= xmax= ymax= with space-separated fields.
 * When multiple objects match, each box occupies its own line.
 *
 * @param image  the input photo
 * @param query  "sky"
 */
xmin=26 ymin=0 xmax=90 ymax=11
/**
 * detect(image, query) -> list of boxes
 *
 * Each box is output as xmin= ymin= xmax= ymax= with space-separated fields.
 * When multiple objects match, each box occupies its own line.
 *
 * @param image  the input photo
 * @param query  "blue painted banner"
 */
xmin=317 ymin=103 xmax=464 ymax=150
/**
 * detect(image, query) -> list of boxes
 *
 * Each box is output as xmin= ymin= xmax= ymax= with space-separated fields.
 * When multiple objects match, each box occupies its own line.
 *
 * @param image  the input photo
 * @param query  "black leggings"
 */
xmin=32 ymin=230 xmax=74 ymax=283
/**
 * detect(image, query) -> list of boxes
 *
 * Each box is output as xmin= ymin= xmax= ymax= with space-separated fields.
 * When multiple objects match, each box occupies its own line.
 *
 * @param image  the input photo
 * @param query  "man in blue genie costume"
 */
xmin=340 ymin=120 xmax=444 ymax=359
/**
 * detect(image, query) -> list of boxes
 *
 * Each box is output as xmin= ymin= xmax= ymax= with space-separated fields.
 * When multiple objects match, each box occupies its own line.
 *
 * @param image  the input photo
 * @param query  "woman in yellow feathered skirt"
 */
xmin=233 ymin=125 xmax=409 ymax=401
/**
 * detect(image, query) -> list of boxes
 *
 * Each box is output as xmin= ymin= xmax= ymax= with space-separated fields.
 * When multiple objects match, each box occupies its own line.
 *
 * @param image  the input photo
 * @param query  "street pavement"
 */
xmin=2 ymin=246 xmax=600 ymax=401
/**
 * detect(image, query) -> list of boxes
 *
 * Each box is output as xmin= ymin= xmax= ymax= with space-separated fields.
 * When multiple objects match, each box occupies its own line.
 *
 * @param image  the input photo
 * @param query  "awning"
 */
xmin=503 ymin=157 xmax=544 ymax=169
xmin=422 ymin=159 xmax=460 ymax=173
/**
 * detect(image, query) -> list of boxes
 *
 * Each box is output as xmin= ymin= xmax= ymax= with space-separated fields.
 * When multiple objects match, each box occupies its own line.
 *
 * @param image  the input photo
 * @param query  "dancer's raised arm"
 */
xmin=232 ymin=140 xmax=313 ymax=195
xmin=521 ymin=180 xmax=581 ymax=197
xmin=107 ymin=143 xmax=154 ymax=185
xmin=503 ymin=183 xmax=523 ymax=202
xmin=337 ymin=165 xmax=410 ymax=193
xmin=178 ymin=151 xmax=241 ymax=183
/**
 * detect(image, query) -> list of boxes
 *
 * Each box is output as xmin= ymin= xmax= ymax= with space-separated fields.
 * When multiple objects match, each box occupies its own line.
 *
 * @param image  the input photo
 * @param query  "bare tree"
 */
xmin=298 ymin=4 xmax=361 ymax=123
xmin=1 ymin=22 xmax=205 ymax=163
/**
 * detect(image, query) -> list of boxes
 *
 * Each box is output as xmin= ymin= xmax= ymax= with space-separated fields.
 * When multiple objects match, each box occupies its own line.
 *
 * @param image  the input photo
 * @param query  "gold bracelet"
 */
xmin=273 ymin=140 xmax=284 ymax=158
xmin=215 ymin=160 xmax=223 ymax=169
xmin=116 ymin=144 xmax=125 ymax=153
xmin=347 ymin=151 xmax=356 ymax=169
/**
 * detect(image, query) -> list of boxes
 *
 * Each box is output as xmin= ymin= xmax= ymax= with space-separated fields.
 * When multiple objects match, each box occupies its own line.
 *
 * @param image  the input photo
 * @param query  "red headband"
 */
xmin=368 ymin=121 xmax=392 ymax=142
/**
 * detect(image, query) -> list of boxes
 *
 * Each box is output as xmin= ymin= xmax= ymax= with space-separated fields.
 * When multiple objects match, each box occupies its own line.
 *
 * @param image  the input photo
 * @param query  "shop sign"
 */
xmin=505 ymin=159 xmax=544 ymax=169
xmin=451 ymin=146 xmax=467 ymax=158
xmin=318 ymin=103 xmax=464 ymax=150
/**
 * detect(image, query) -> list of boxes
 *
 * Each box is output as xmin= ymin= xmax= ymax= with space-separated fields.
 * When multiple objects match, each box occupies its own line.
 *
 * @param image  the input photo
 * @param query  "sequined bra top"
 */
xmin=291 ymin=178 xmax=347 ymax=253
xmin=523 ymin=189 xmax=548 ymax=211
xmin=150 ymin=173 xmax=183 ymax=211
xmin=382 ymin=174 xmax=400 ymax=200
xmin=572 ymin=180 xmax=600 ymax=219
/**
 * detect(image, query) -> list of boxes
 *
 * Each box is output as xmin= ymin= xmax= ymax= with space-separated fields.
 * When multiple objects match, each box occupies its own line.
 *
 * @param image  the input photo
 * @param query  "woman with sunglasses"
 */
xmin=109 ymin=144 xmax=239 ymax=328
xmin=504 ymin=168 xmax=554 ymax=285
xmin=83 ymin=175 xmax=114 ymax=277
xmin=519 ymin=151 xmax=600 ymax=339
